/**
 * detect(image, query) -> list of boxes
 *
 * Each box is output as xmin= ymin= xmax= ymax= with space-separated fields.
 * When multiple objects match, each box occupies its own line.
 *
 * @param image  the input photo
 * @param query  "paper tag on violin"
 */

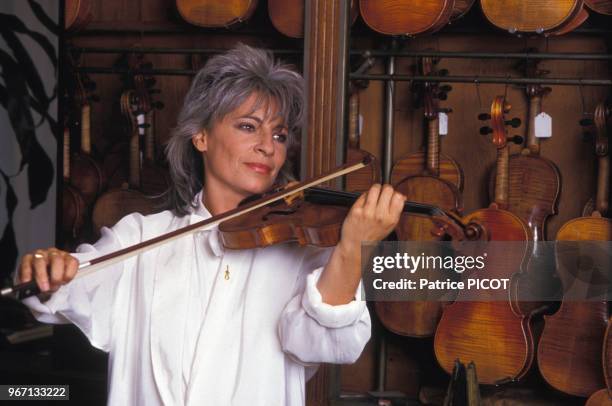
xmin=359 ymin=114 xmax=364 ymax=137
xmin=535 ymin=112 xmax=552 ymax=138
xmin=439 ymin=112 xmax=448 ymax=136
xmin=137 ymin=113 xmax=146 ymax=136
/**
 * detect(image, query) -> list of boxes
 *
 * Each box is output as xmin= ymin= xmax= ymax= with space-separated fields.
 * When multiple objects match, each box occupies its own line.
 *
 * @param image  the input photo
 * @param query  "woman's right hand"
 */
xmin=18 ymin=248 xmax=79 ymax=293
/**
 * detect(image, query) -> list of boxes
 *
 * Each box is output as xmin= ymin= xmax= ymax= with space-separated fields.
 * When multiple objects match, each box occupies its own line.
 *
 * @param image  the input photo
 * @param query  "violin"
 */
xmin=434 ymin=96 xmax=535 ymax=385
xmin=375 ymin=57 xmax=463 ymax=338
xmin=537 ymin=101 xmax=611 ymax=398
xmin=2 ymin=158 xmax=480 ymax=301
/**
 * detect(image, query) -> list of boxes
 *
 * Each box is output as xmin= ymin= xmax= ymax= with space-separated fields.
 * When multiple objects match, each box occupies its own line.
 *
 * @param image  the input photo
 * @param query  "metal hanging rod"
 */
xmin=360 ymin=50 xmax=612 ymax=61
xmin=69 ymin=46 xmax=612 ymax=61
xmin=69 ymin=46 xmax=303 ymax=55
xmin=351 ymin=73 xmax=612 ymax=86
xmin=75 ymin=67 xmax=612 ymax=86
xmin=70 ymin=46 xmax=612 ymax=61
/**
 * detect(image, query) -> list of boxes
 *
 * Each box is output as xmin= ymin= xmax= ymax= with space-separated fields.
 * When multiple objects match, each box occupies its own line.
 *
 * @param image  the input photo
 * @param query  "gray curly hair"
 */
xmin=163 ymin=44 xmax=304 ymax=216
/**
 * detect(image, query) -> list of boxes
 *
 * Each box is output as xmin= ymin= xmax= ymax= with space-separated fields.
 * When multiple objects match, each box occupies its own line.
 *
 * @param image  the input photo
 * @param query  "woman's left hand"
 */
xmin=338 ymin=183 xmax=406 ymax=252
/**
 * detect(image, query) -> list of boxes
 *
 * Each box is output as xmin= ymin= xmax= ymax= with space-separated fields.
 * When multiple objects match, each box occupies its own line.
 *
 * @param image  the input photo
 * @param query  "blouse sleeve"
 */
xmin=278 ymin=246 xmax=371 ymax=365
xmin=18 ymin=213 xmax=144 ymax=351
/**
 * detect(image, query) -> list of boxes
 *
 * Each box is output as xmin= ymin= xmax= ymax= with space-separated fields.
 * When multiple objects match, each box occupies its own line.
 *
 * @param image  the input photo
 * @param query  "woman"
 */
xmin=17 ymin=44 xmax=406 ymax=405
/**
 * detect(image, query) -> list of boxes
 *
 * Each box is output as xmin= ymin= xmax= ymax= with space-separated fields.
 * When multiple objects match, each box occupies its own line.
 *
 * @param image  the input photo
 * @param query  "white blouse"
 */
xmin=22 ymin=192 xmax=371 ymax=406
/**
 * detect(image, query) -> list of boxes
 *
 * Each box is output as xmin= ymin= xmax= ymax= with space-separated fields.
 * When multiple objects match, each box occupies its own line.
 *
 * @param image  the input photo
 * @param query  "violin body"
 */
xmin=489 ymin=154 xmax=560 ymax=240
xmin=434 ymin=206 xmax=534 ymax=384
xmin=62 ymin=184 xmax=87 ymax=239
xmin=586 ymin=0 xmax=612 ymax=15
xmin=375 ymin=175 xmax=462 ymax=337
xmin=537 ymin=217 xmax=610 ymax=397
xmin=70 ymin=151 xmax=106 ymax=206
xmin=585 ymin=319 xmax=612 ymax=405
xmin=480 ymin=0 xmax=584 ymax=34
xmin=451 ymin=0 xmax=475 ymax=21
xmin=268 ymin=0 xmax=358 ymax=38
xmin=92 ymin=186 xmax=157 ymax=235
xmin=65 ymin=0 xmax=92 ymax=32
xmin=176 ymin=0 xmax=258 ymax=28
xmin=359 ymin=0 xmax=454 ymax=36
xmin=220 ymin=199 xmax=348 ymax=249
xmin=391 ymin=152 xmax=463 ymax=191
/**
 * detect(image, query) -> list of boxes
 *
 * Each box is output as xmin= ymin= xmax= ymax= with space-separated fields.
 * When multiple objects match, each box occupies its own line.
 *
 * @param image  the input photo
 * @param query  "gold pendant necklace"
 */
xmin=224 ymin=265 xmax=230 ymax=280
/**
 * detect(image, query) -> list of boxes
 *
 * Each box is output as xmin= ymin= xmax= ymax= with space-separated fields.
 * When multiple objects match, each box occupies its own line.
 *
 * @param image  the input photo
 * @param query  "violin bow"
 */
xmin=2 ymin=157 xmax=372 ymax=300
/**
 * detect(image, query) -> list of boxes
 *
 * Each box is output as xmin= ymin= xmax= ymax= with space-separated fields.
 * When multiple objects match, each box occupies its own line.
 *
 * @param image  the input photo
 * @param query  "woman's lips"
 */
xmin=245 ymin=162 xmax=272 ymax=174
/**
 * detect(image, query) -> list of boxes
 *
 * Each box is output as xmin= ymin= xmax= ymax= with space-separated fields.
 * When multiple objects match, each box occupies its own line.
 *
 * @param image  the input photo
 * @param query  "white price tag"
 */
xmin=358 ymin=114 xmax=364 ymax=137
xmin=439 ymin=112 xmax=448 ymax=136
xmin=535 ymin=112 xmax=552 ymax=138
xmin=137 ymin=113 xmax=146 ymax=136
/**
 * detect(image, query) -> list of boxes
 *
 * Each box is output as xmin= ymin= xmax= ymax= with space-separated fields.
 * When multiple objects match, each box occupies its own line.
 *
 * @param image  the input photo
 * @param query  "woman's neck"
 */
xmin=201 ymin=183 xmax=246 ymax=216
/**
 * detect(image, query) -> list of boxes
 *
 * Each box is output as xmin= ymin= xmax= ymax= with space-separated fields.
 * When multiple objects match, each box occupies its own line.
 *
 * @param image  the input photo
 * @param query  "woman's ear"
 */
xmin=192 ymin=131 xmax=207 ymax=152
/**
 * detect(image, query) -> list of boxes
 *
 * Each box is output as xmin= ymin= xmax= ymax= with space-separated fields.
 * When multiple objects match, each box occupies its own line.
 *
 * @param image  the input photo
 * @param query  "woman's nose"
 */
xmin=255 ymin=130 xmax=275 ymax=155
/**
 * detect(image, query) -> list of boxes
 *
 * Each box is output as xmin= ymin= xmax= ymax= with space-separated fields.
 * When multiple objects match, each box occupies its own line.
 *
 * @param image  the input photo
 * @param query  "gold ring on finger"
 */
xmin=33 ymin=251 xmax=45 ymax=259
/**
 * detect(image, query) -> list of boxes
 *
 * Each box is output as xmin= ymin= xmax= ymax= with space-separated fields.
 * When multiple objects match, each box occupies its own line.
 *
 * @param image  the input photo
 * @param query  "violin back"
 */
xmin=176 ymin=0 xmax=258 ymax=28
xmin=375 ymin=175 xmax=462 ymax=337
xmin=434 ymin=207 xmax=534 ymax=384
xmin=586 ymin=0 xmax=612 ymax=15
xmin=359 ymin=0 xmax=454 ymax=36
xmin=269 ymin=0 xmax=358 ymax=38
xmin=480 ymin=0 xmax=584 ymax=34
xmin=537 ymin=217 xmax=611 ymax=397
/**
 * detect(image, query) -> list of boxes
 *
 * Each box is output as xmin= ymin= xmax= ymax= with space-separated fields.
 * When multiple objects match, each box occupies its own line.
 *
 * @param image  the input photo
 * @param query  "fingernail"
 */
xmin=41 ymin=281 xmax=50 ymax=291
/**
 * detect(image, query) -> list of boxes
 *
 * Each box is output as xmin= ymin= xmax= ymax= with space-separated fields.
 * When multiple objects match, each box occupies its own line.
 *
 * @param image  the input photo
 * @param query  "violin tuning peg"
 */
xmin=509 ymin=135 xmax=524 ymax=144
xmin=438 ymin=69 xmax=449 ymax=77
xmin=506 ymin=117 xmax=521 ymax=128
xmin=145 ymin=78 xmax=156 ymax=87
xmin=579 ymin=118 xmax=594 ymax=127
xmin=439 ymin=107 xmax=453 ymax=114
xmin=439 ymin=85 xmax=452 ymax=94
xmin=480 ymin=126 xmax=493 ymax=135
xmin=478 ymin=113 xmax=491 ymax=121
xmin=438 ymin=93 xmax=448 ymax=101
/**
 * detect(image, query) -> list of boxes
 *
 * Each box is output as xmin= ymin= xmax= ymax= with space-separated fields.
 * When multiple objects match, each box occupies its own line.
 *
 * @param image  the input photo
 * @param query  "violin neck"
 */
xmin=306 ymin=187 xmax=444 ymax=217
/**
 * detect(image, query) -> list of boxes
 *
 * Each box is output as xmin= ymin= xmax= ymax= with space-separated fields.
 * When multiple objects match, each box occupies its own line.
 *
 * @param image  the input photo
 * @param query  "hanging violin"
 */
xmin=434 ymin=96 xmax=535 ymax=385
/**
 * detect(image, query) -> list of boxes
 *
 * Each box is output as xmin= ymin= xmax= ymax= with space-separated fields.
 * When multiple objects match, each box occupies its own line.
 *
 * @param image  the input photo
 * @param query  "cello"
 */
xmin=434 ymin=96 xmax=535 ymax=385
xmin=375 ymin=57 xmax=463 ymax=338
xmin=537 ymin=101 xmax=611 ymax=398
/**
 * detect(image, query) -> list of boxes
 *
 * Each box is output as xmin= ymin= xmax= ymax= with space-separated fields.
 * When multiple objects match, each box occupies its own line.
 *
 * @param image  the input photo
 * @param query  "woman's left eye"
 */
xmin=273 ymin=133 xmax=287 ymax=143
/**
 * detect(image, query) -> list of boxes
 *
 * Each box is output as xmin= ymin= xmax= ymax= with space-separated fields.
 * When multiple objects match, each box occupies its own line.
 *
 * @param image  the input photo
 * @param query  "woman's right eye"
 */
xmin=238 ymin=123 xmax=256 ymax=132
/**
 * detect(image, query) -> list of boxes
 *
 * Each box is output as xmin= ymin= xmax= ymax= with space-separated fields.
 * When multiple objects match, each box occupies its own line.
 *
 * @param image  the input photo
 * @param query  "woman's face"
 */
xmin=193 ymin=93 xmax=289 ymax=203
